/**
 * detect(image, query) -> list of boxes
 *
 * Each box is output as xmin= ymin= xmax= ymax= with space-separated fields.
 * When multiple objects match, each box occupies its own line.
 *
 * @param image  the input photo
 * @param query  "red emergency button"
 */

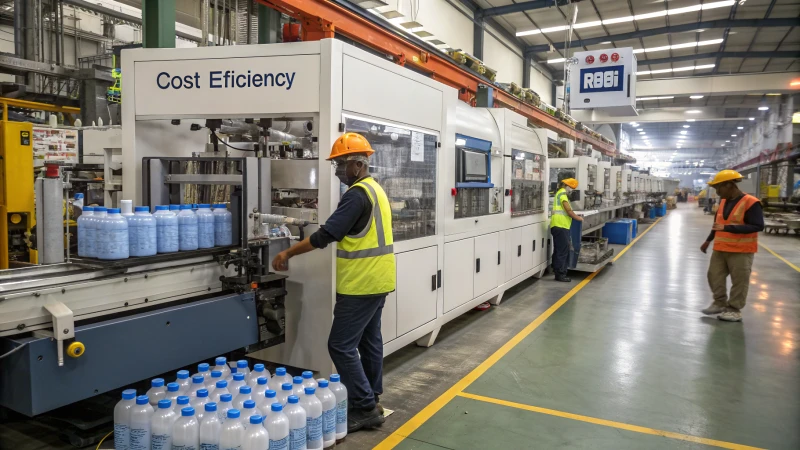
xmin=585 ymin=55 xmax=595 ymax=64
xmin=599 ymin=53 xmax=609 ymax=63
xmin=611 ymin=52 xmax=620 ymax=62
xmin=451 ymin=188 xmax=457 ymax=196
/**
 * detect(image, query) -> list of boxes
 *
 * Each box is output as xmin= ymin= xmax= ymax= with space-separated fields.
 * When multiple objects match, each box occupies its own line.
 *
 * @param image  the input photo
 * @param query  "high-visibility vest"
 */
xmin=550 ymin=188 xmax=572 ymax=229
xmin=336 ymin=177 xmax=396 ymax=295
xmin=713 ymin=194 xmax=760 ymax=253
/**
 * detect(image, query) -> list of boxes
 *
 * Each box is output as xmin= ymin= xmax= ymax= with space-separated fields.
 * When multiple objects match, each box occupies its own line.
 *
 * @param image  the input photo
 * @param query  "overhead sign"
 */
xmin=569 ymin=47 xmax=637 ymax=116
xmin=579 ymin=65 xmax=624 ymax=93
xmin=133 ymin=54 xmax=321 ymax=117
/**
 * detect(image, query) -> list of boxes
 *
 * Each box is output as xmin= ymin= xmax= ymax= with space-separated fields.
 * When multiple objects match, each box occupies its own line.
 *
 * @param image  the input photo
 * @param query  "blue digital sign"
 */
xmin=579 ymin=65 xmax=624 ymax=93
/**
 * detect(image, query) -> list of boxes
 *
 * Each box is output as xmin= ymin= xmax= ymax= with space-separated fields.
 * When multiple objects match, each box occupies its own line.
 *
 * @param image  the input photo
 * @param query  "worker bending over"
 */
xmin=550 ymin=178 xmax=583 ymax=282
xmin=272 ymin=133 xmax=395 ymax=432
xmin=700 ymin=169 xmax=764 ymax=322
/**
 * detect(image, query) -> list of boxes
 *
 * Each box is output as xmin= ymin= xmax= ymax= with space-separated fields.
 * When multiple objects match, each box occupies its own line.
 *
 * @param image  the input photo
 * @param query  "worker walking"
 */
xmin=700 ymin=169 xmax=764 ymax=322
xmin=272 ymin=133 xmax=394 ymax=432
xmin=551 ymin=178 xmax=583 ymax=282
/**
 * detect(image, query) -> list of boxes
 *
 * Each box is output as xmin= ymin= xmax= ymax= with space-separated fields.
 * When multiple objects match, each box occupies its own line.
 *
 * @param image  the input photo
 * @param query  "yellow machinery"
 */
xmin=0 ymin=120 xmax=34 ymax=268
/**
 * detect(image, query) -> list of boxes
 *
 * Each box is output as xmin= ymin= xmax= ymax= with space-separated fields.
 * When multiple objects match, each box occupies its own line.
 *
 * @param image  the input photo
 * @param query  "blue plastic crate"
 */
xmin=602 ymin=220 xmax=633 ymax=245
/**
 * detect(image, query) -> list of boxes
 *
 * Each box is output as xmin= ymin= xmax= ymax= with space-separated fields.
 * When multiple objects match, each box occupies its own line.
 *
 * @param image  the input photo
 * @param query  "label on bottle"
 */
xmin=200 ymin=444 xmax=219 ymax=450
xmin=290 ymin=426 xmax=307 ymax=449
xmin=113 ymin=423 xmax=129 ymax=450
xmin=336 ymin=399 xmax=347 ymax=425
xmin=269 ymin=435 xmax=289 ymax=450
xmin=220 ymin=446 xmax=242 ymax=450
xmin=322 ymin=408 xmax=336 ymax=436
xmin=150 ymin=433 xmax=170 ymax=450
xmin=128 ymin=427 xmax=150 ymax=450
xmin=306 ymin=415 xmax=322 ymax=442
xmin=172 ymin=445 xmax=197 ymax=450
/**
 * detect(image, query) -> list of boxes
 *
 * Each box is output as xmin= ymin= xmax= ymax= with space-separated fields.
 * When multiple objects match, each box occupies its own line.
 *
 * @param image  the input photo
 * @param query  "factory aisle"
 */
xmin=349 ymin=204 xmax=799 ymax=450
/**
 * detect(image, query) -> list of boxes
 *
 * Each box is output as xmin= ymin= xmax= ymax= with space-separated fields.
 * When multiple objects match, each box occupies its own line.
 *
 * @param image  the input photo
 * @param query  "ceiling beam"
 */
xmin=638 ymin=51 xmax=800 ymax=67
xmin=478 ymin=0 xmax=558 ymax=18
xmin=635 ymin=72 xmax=800 ymax=97
xmin=524 ymin=18 xmax=800 ymax=55
xmin=711 ymin=0 xmax=740 ymax=74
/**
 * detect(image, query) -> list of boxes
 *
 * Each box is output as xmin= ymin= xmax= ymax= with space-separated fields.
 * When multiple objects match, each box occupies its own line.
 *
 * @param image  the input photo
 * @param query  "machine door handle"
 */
xmin=542 ymin=238 xmax=545 ymax=250
xmin=431 ymin=274 xmax=436 ymax=291
xmin=518 ymin=245 xmax=521 ymax=257
xmin=497 ymin=251 xmax=501 ymax=265
xmin=476 ymin=258 xmax=481 ymax=273
xmin=437 ymin=270 xmax=442 ymax=288
xmin=533 ymin=240 xmax=536 ymax=252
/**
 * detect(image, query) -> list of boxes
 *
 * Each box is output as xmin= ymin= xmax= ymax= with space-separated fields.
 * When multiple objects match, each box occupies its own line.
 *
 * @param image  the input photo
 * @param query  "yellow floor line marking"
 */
xmin=457 ymin=392 xmax=765 ymax=450
xmin=759 ymin=242 xmax=800 ymax=273
xmin=375 ymin=216 xmax=664 ymax=449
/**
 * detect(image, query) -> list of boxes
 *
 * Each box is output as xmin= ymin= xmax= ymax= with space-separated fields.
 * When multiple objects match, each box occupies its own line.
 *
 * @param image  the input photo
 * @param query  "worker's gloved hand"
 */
xmin=272 ymin=251 xmax=290 ymax=271
xmin=711 ymin=223 xmax=725 ymax=231
xmin=700 ymin=241 xmax=710 ymax=254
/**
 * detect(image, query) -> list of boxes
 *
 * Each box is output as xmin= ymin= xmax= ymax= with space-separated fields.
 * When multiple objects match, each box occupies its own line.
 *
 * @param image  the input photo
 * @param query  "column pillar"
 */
xmin=142 ymin=0 xmax=176 ymax=48
xmin=258 ymin=4 xmax=281 ymax=44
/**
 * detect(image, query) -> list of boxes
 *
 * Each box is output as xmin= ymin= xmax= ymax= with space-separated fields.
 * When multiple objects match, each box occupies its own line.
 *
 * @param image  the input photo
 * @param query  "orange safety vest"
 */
xmin=713 ymin=194 xmax=760 ymax=253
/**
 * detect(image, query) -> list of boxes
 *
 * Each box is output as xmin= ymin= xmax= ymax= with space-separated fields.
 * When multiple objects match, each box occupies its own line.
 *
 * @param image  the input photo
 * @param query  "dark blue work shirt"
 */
xmin=310 ymin=177 xmax=373 ymax=249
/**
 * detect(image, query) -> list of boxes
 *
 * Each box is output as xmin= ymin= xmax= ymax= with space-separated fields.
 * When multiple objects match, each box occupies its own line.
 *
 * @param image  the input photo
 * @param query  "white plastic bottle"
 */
xmin=174 ymin=395 xmax=191 ymax=416
xmin=213 ymin=380 xmax=231 ymax=403
xmin=97 ymin=207 xmax=129 ymax=260
xmin=243 ymin=415 xmax=269 ymax=450
xmin=173 ymin=406 xmax=200 ymax=450
xmin=194 ymin=362 xmax=211 ymax=385
xmin=196 ymin=204 xmax=216 ymax=248
xmin=258 ymin=390 xmax=277 ymax=417
xmin=191 ymin=389 xmax=210 ymax=422
xmin=236 ymin=360 xmax=250 ymax=378
xmin=113 ymin=388 xmax=137 ymax=450
xmin=252 ymin=377 xmax=269 ymax=402
xmin=265 ymin=403 xmax=290 ymax=450
xmin=247 ymin=364 xmax=269 ymax=388
xmin=284 ymin=396 xmax=307 ymax=450
xmin=217 ymin=394 xmax=233 ymax=423
xmin=328 ymin=374 xmax=347 ymax=442
xmin=178 ymin=204 xmax=199 ymax=251
xmin=200 ymin=402 xmax=222 ymax=450
xmin=300 ymin=372 xmax=317 ymax=392
xmin=120 ymin=199 xmax=134 ymax=218
xmin=240 ymin=400 xmax=258 ymax=431
xmin=190 ymin=375 xmax=208 ymax=397
xmin=154 ymin=205 xmax=179 ymax=253
xmin=207 ymin=370 xmax=224 ymax=392
xmin=77 ymin=206 xmax=94 ymax=257
xmin=214 ymin=357 xmax=232 ymax=381
xmin=213 ymin=203 xmax=233 ymax=246
xmin=73 ymin=192 xmax=84 ymax=210
xmin=146 ymin=378 xmax=166 ymax=407
xmin=277 ymin=383 xmax=293 ymax=407
xmin=291 ymin=377 xmax=305 ymax=399
xmin=229 ymin=373 xmax=247 ymax=396
xmin=128 ymin=206 xmax=157 ymax=257
xmin=129 ymin=395 xmax=154 ymax=450
xmin=150 ymin=399 xmax=177 ymax=450
xmin=219 ymin=409 xmax=245 ymax=450
xmin=300 ymin=388 xmax=323 ymax=450
xmin=315 ymin=380 xmax=336 ymax=448
xmin=176 ymin=370 xmax=192 ymax=395
xmin=166 ymin=382 xmax=181 ymax=406
xmin=234 ymin=385 xmax=254 ymax=411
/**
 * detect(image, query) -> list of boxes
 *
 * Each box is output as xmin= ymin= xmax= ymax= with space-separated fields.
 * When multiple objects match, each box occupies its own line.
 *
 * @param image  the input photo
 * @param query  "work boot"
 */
xmin=701 ymin=303 xmax=727 ymax=315
xmin=718 ymin=310 xmax=742 ymax=322
xmin=375 ymin=394 xmax=384 ymax=416
xmin=347 ymin=406 xmax=384 ymax=433
xmin=554 ymin=275 xmax=571 ymax=282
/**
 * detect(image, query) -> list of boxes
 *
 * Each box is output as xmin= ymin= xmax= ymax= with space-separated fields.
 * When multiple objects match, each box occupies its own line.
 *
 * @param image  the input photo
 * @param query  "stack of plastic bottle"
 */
xmin=114 ymin=358 xmax=349 ymax=450
xmin=76 ymin=201 xmax=234 ymax=260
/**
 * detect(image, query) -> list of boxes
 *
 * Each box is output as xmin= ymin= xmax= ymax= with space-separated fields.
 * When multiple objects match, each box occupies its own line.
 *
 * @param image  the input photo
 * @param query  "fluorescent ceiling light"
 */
xmin=547 ymin=57 xmax=566 ymax=64
xmin=637 ymin=64 xmax=715 ymax=75
xmin=737 ymin=126 xmax=743 ymax=129
xmin=749 ymin=117 xmax=755 ymax=120
xmin=516 ymin=1 xmax=734 ymax=36
xmin=639 ymin=132 xmax=646 ymax=135
xmin=758 ymin=106 xmax=770 ymax=111
xmin=690 ymin=95 xmax=704 ymax=99
xmin=637 ymin=96 xmax=674 ymax=101
xmin=686 ymin=110 xmax=702 ymax=114
xmin=731 ymin=134 xmax=737 ymax=137
xmin=683 ymin=125 xmax=690 ymax=128
xmin=687 ymin=119 xmax=696 ymax=122
xmin=632 ymin=39 xmax=723 ymax=55
xmin=637 ymin=128 xmax=643 ymax=131
xmin=680 ymin=131 xmax=688 ymax=135
xmin=725 ymin=140 xmax=730 ymax=142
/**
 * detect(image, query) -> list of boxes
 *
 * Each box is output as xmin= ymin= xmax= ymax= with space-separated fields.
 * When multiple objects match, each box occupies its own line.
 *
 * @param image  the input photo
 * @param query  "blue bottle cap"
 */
xmin=233 ymin=373 xmax=245 ymax=381
xmin=177 ymin=370 xmax=189 ymax=379
xmin=282 ymin=383 xmax=293 ymax=391
xmin=167 ymin=382 xmax=180 ymax=392
xmin=304 ymin=387 xmax=316 ymax=395
xmin=287 ymin=395 xmax=299 ymax=404
xmin=197 ymin=389 xmax=209 ymax=398
xmin=231 ymin=367 xmax=237 ymax=374
xmin=134 ymin=206 xmax=149 ymax=212
xmin=318 ymin=380 xmax=329 ymax=388
xmin=293 ymin=376 xmax=303 ymax=384
xmin=155 ymin=205 xmax=168 ymax=211
xmin=220 ymin=394 xmax=232 ymax=403
xmin=237 ymin=360 xmax=248 ymax=369
xmin=169 ymin=205 xmax=180 ymax=210
xmin=180 ymin=204 xmax=192 ymax=210
xmin=205 ymin=402 xmax=217 ymax=412
xmin=198 ymin=362 xmax=210 ymax=372
xmin=192 ymin=375 xmax=205 ymax=384
xmin=151 ymin=378 xmax=165 ymax=388
xmin=265 ymin=390 xmax=276 ymax=399
xmin=330 ymin=374 xmax=340 ymax=382
xmin=243 ymin=400 xmax=256 ymax=409
xmin=227 ymin=409 xmax=240 ymax=419
xmin=83 ymin=206 xmax=94 ymax=212
xmin=275 ymin=367 xmax=286 ymax=376
xmin=257 ymin=377 xmax=267 ymax=386
xmin=271 ymin=403 xmax=283 ymax=412
xmin=75 ymin=193 xmax=84 ymax=199
xmin=215 ymin=356 xmax=227 ymax=365
xmin=181 ymin=407 xmax=195 ymax=417
xmin=302 ymin=371 xmax=313 ymax=379
xmin=250 ymin=414 xmax=263 ymax=424
xmin=158 ymin=399 xmax=171 ymax=409
xmin=199 ymin=204 xmax=211 ymax=208
xmin=94 ymin=207 xmax=107 ymax=212
xmin=177 ymin=396 xmax=189 ymax=405
xmin=254 ymin=364 xmax=265 ymax=372
xmin=211 ymin=370 xmax=222 ymax=378
xmin=122 ymin=389 xmax=136 ymax=400
xmin=108 ymin=208 xmax=121 ymax=214
xmin=216 ymin=380 xmax=228 ymax=389
xmin=213 ymin=203 xmax=226 ymax=208
xmin=136 ymin=395 xmax=149 ymax=405
xmin=240 ymin=386 xmax=252 ymax=394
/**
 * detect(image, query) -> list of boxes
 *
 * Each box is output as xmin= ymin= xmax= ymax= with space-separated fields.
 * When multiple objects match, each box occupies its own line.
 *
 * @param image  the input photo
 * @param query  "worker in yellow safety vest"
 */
xmin=700 ymin=169 xmax=764 ymax=322
xmin=272 ymin=132 xmax=394 ymax=433
xmin=550 ymin=178 xmax=583 ymax=282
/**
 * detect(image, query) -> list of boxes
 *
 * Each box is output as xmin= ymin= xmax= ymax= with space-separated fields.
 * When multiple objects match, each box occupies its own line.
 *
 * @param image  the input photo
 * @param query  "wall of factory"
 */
xmin=484 ymin=31 xmax=522 ymax=86
xmin=414 ymin=0 xmax=475 ymax=56
xmin=725 ymin=95 xmax=794 ymax=168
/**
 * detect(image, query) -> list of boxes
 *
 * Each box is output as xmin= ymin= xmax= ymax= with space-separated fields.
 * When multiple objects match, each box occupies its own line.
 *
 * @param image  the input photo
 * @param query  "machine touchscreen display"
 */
xmin=463 ymin=150 xmax=488 ymax=181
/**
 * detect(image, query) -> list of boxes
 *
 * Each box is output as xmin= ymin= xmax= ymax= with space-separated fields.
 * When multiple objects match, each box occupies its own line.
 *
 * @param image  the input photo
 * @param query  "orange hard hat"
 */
xmin=327 ymin=132 xmax=374 ymax=160
xmin=708 ymin=169 xmax=743 ymax=186
xmin=561 ymin=178 xmax=579 ymax=189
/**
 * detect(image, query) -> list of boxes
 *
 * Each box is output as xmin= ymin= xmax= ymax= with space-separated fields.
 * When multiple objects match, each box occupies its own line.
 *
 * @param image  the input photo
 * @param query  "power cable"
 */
xmin=0 ymin=342 xmax=28 ymax=360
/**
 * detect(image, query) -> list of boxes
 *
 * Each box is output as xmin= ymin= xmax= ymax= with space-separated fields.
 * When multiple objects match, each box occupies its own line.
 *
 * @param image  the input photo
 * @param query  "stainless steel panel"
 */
xmin=164 ymin=174 xmax=243 ymax=185
xmin=271 ymin=159 xmax=319 ymax=190
xmin=35 ymin=178 xmax=65 ymax=264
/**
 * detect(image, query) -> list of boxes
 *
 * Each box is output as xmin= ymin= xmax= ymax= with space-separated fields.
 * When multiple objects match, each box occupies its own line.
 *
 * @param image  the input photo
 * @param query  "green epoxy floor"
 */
xmin=384 ymin=205 xmax=800 ymax=450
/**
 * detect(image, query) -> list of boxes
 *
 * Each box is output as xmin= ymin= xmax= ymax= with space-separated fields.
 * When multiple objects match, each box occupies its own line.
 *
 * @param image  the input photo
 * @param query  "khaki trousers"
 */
xmin=707 ymin=250 xmax=755 ymax=311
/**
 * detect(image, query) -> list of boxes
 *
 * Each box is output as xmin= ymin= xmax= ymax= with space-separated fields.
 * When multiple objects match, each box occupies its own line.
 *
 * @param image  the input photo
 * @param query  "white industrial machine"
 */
xmin=596 ymin=160 xmax=612 ymax=205
xmin=609 ymin=166 xmax=623 ymax=204
xmin=548 ymin=156 xmax=599 ymax=211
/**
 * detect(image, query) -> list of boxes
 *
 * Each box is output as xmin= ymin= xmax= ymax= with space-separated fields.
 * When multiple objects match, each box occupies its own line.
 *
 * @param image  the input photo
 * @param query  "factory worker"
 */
xmin=272 ymin=132 xmax=394 ymax=432
xmin=700 ymin=169 xmax=763 ymax=322
xmin=550 ymin=178 xmax=583 ymax=282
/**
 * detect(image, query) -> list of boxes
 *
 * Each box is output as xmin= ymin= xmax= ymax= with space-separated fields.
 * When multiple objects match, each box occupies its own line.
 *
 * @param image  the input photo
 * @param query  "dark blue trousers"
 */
xmin=551 ymin=226 xmax=571 ymax=277
xmin=328 ymin=294 xmax=385 ymax=411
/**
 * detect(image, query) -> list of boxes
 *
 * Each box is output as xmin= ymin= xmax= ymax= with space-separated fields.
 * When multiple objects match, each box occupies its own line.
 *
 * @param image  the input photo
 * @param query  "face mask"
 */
xmin=335 ymin=163 xmax=362 ymax=187
xmin=564 ymin=186 xmax=573 ymax=194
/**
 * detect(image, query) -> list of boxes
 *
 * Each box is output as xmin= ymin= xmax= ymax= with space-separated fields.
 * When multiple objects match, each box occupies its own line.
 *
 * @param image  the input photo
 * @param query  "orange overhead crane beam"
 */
xmin=256 ymin=0 xmax=618 ymax=157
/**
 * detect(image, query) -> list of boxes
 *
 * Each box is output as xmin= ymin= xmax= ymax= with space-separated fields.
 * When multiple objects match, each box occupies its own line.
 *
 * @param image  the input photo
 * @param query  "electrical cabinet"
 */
xmin=474 ymin=232 xmax=500 ymax=298
xmin=508 ymin=227 xmax=523 ymax=280
xmin=444 ymin=239 xmax=474 ymax=313
xmin=396 ymin=246 xmax=439 ymax=336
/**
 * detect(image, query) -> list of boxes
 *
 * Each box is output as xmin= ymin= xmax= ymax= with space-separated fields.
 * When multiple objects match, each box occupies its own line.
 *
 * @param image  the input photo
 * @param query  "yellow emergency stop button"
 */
xmin=10 ymin=214 xmax=22 ymax=224
xmin=67 ymin=341 xmax=85 ymax=358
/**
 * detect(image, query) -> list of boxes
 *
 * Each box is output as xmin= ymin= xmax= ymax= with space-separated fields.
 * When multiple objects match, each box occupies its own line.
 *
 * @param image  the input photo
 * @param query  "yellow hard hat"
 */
xmin=708 ymin=169 xmax=743 ymax=186
xmin=327 ymin=132 xmax=374 ymax=160
xmin=561 ymin=178 xmax=579 ymax=189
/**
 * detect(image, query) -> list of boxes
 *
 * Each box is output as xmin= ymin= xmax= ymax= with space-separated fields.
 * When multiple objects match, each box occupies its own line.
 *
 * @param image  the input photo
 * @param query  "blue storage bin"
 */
xmin=614 ymin=219 xmax=637 ymax=239
xmin=649 ymin=208 xmax=657 ymax=219
xmin=602 ymin=220 xmax=633 ymax=245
